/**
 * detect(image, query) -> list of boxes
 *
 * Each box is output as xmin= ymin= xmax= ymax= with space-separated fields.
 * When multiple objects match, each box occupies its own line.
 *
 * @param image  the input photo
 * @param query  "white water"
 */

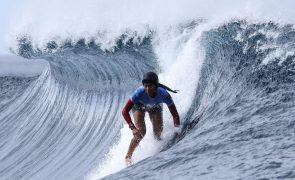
xmin=87 ymin=22 xmax=207 ymax=179
xmin=6 ymin=0 xmax=295 ymax=53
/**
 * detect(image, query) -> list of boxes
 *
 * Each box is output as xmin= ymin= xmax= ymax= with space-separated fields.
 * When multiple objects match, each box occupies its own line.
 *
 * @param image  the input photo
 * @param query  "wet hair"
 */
xmin=142 ymin=72 xmax=178 ymax=93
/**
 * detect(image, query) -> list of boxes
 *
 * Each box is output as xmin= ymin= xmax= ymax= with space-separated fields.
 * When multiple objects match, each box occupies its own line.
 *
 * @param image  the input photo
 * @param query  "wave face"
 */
xmin=1 ymin=19 xmax=295 ymax=180
xmin=0 ymin=36 xmax=160 ymax=179
xmin=105 ymin=21 xmax=295 ymax=179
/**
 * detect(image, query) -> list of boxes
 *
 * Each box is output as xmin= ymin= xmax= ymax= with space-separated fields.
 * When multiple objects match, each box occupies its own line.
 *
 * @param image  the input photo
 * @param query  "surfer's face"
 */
xmin=144 ymin=83 xmax=157 ymax=98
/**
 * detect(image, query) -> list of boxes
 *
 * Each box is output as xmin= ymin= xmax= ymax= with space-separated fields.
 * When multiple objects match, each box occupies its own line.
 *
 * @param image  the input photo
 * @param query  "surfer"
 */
xmin=122 ymin=72 xmax=180 ymax=165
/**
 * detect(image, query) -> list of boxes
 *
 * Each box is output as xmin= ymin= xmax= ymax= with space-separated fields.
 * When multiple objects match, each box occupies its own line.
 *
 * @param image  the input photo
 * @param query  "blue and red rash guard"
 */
xmin=122 ymin=86 xmax=180 ymax=129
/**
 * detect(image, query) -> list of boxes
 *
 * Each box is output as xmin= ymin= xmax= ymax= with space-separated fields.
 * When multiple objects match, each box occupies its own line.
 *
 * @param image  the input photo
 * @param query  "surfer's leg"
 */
xmin=125 ymin=110 xmax=146 ymax=159
xmin=149 ymin=106 xmax=163 ymax=140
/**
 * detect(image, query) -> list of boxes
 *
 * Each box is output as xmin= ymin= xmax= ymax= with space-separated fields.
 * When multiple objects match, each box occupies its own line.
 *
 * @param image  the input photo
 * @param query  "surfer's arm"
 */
xmin=168 ymin=103 xmax=180 ymax=127
xmin=122 ymin=99 xmax=136 ymax=129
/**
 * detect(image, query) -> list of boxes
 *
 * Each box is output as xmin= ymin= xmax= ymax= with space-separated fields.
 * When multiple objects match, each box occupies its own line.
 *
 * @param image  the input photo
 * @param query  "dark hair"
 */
xmin=142 ymin=72 xmax=178 ymax=93
xmin=142 ymin=72 xmax=158 ymax=85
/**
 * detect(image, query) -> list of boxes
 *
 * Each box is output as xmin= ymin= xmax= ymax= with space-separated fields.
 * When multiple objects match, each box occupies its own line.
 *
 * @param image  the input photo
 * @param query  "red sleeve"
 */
xmin=168 ymin=103 xmax=180 ymax=127
xmin=122 ymin=99 xmax=135 ymax=128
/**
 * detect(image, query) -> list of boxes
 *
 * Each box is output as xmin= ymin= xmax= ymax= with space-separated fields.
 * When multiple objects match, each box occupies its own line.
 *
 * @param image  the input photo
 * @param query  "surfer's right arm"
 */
xmin=122 ymin=99 xmax=136 ymax=130
xmin=123 ymin=87 xmax=144 ymax=130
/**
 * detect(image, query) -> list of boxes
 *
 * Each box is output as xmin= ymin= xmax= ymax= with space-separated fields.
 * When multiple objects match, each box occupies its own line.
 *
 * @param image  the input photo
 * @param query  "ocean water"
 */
xmin=1 ymin=1 xmax=295 ymax=179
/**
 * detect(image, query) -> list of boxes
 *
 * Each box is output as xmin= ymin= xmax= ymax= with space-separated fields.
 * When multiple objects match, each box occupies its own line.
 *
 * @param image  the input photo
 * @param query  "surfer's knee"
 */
xmin=134 ymin=128 xmax=146 ymax=142
xmin=139 ymin=128 xmax=146 ymax=139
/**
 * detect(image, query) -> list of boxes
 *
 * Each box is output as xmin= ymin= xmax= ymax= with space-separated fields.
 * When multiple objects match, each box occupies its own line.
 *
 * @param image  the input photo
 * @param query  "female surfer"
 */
xmin=122 ymin=72 xmax=180 ymax=165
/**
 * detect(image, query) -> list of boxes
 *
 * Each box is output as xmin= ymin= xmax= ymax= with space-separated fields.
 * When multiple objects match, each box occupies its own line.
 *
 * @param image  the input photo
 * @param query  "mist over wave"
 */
xmin=1 ymin=0 xmax=295 ymax=179
xmin=0 ymin=55 xmax=47 ymax=77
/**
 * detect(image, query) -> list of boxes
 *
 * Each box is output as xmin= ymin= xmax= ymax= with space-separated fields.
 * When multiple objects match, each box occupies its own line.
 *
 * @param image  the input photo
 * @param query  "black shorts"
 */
xmin=131 ymin=103 xmax=163 ymax=114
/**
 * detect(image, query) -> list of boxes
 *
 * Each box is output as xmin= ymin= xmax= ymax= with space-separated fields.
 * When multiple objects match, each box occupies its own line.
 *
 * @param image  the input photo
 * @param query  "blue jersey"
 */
xmin=130 ymin=86 xmax=174 ymax=106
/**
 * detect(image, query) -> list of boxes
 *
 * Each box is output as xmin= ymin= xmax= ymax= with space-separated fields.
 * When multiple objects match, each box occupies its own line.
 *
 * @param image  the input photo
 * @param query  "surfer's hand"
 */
xmin=132 ymin=128 xmax=142 ymax=139
xmin=174 ymin=126 xmax=181 ymax=134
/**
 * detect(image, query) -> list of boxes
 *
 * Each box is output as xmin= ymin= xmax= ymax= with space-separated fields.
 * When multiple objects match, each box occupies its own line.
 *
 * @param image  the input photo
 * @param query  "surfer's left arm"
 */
xmin=164 ymin=93 xmax=180 ymax=127
xmin=168 ymin=103 xmax=180 ymax=127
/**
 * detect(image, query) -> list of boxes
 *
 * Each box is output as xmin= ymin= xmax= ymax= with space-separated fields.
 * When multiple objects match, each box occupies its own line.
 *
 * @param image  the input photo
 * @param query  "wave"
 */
xmin=1 ymin=19 xmax=295 ymax=180
xmin=103 ymin=20 xmax=295 ymax=179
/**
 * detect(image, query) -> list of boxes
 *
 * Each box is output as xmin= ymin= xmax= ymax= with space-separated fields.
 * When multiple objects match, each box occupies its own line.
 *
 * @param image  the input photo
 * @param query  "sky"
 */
xmin=0 ymin=0 xmax=23 ymax=55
